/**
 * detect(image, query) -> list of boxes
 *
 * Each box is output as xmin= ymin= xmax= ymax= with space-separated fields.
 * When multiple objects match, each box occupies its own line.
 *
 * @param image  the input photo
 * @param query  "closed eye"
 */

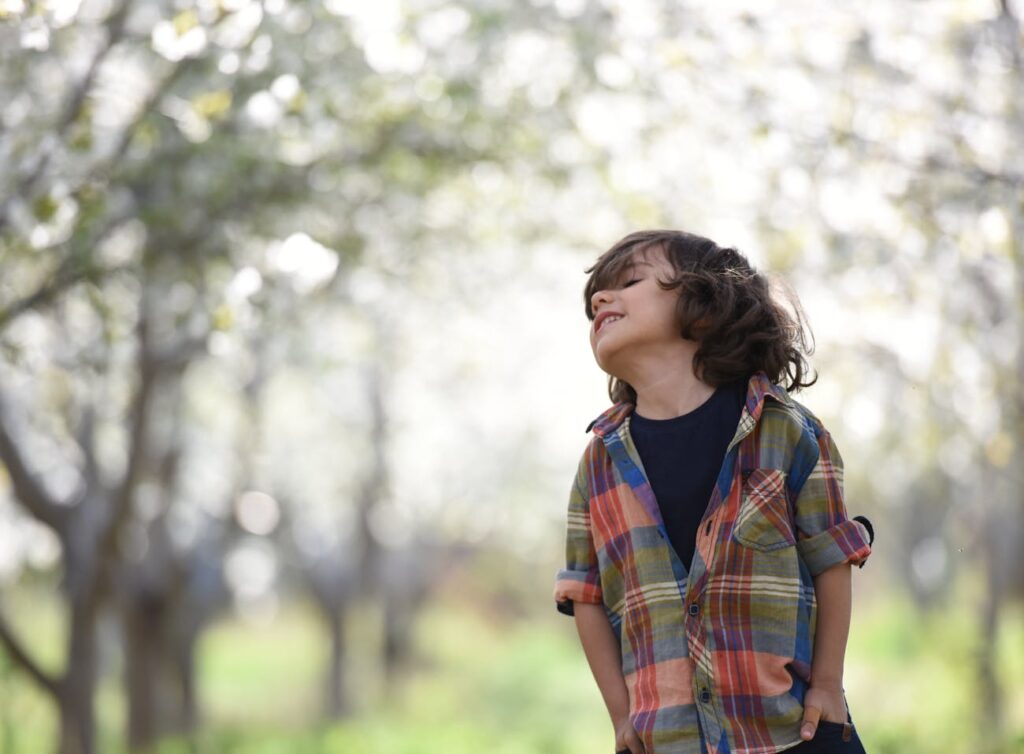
xmin=622 ymin=278 xmax=641 ymax=288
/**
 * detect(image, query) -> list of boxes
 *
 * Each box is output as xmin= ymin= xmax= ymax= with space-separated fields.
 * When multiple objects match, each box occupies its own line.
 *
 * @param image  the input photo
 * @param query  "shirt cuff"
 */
xmin=796 ymin=517 xmax=873 ymax=577
xmin=554 ymin=568 xmax=603 ymax=616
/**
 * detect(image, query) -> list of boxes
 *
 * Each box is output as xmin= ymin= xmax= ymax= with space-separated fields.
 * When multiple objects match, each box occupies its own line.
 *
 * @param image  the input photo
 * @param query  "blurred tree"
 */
xmin=1 ymin=0 xmax=1020 ymax=752
xmin=0 ymin=2 xmax=317 ymax=751
xmin=0 ymin=284 xmax=201 ymax=754
xmin=2 ymin=0 xmax=605 ymax=747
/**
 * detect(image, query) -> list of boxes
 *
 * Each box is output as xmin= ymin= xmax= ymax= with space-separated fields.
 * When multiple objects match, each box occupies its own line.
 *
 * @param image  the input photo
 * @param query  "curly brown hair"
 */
xmin=584 ymin=229 xmax=818 ymax=404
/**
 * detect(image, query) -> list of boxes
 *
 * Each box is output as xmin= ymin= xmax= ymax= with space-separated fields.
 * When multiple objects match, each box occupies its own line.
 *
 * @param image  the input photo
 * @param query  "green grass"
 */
xmin=846 ymin=575 xmax=1024 ymax=754
xmin=1 ymin=574 xmax=1022 ymax=754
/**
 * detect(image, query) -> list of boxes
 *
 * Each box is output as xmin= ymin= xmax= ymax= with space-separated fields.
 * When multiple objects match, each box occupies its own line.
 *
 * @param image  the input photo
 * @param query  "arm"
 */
xmin=574 ymin=602 xmax=630 ymax=726
xmin=799 ymin=561 xmax=853 ymax=740
xmin=809 ymin=561 xmax=852 ymax=693
xmin=575 ymin=602 xmax=645 ymax=754
xmin=554 ymin=447 xmax=645 ymax=753
xmin=790 ymin=424 xmax=870 ymax=740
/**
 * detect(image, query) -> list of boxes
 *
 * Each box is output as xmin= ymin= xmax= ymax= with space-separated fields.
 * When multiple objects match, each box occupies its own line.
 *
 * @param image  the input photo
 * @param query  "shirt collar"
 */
xmin=585 ymin=370 xmax=794 ymax=437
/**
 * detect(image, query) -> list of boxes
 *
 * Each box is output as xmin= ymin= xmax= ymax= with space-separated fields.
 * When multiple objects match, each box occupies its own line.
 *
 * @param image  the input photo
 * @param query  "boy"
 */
xmin=554 ymin=230 xmax=874 ymax=754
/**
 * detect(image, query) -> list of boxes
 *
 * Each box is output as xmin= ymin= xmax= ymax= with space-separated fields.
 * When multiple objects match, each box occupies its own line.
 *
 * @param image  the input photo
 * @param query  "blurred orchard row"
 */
xmin=1 ymin=0 xmax=1022 ymax=752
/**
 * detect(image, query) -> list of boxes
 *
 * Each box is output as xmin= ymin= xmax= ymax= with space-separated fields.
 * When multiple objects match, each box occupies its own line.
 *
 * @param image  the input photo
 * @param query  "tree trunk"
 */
xmin=121 ymin=571 xmax=209 ymax=751
xmin=325 ymin=606 xmax=348 ymax=719
xmin=124 ymin=593 xmax=165 ymax=751
xmin=976 ymin=501 xmax=1007 ymax=754
xmin=175 ymin=630 xmax=199 ymax=735
xmin=383 ymin=596 xmax=413 ymax=688
xmin=56 ymin=604 xmax=97 ymax=754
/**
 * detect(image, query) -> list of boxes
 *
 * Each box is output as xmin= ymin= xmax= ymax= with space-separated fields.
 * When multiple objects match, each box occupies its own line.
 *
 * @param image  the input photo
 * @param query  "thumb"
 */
xmin=800 ymin=705 xmax=820 ymax=741
xmin=627 ymin=730 xmax=647 ymax=754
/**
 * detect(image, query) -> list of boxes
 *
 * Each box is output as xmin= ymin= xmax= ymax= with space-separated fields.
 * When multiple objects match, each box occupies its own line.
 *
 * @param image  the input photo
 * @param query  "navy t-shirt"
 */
xmin=628 ymin=375 xmax=749 ymax=572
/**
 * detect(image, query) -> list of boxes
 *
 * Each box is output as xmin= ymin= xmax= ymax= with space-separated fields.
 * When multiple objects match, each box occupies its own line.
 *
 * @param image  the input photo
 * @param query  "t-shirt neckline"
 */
xmin=631 ymin=385 xmax=724 ymax=427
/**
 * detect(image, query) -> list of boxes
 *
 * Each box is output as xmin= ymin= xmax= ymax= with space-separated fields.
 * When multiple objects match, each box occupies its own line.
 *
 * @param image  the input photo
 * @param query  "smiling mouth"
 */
xmin=597 ymin=315 xmax=624 ymax=333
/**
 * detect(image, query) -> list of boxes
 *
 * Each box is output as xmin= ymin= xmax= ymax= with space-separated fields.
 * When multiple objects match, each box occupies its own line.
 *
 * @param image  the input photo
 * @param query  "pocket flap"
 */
xmin=732 ymin=468 xmax=796 ymax=551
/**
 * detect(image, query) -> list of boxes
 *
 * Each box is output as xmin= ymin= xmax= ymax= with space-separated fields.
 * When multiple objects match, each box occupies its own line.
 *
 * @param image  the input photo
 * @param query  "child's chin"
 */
xmin=593 ymin=346 xmax=623 ymax=373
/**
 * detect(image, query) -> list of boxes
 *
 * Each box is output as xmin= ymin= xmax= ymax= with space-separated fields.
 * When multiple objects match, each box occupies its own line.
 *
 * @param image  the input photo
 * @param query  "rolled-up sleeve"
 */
xmin=792 ymin=425 xmax=873 ymax=578
xmin=553 ymin=460 xmax=603 ymax=616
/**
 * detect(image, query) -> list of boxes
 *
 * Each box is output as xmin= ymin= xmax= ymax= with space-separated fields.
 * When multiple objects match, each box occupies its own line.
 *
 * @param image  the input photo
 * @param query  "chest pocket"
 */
xmin=732 ymin=467 xmax=796 ymax=552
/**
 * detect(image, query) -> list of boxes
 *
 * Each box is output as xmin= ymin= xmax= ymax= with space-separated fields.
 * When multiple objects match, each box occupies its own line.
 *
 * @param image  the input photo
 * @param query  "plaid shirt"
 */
xmin=553 ymin=371 xmax=873 ymax=754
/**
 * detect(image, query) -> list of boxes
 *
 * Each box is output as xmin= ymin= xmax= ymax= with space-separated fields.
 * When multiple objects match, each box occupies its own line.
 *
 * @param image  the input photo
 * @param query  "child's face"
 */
xmin=589 ymin=245 xmax=683 ymax=379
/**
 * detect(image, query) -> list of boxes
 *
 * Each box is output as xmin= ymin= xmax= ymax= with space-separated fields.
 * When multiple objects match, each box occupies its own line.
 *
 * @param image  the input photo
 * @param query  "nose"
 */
xmin=591 ymin=287 xmax=613 ymax=314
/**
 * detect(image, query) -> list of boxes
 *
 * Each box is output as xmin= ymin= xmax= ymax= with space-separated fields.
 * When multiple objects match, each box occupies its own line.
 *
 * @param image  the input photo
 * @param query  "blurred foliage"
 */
xmin=1 ymin=571 xmax=1022 ymax=754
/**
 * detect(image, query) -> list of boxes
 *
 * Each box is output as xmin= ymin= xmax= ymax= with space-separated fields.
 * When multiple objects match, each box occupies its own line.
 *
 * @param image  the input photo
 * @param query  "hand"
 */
xmin=613 ymin=715 xmax=646 ymax=754
xmin=800 ymin=683 xmax=847 ymax=741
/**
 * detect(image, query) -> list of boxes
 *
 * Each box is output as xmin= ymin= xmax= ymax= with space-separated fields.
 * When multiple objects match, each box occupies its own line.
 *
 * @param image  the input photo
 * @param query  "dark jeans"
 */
xmin=785 ymin=710 xmax=867 ymax=754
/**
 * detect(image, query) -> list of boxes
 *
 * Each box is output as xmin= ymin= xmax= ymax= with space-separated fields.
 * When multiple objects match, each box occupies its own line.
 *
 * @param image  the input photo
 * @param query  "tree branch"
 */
xmin=99 ymin=57 xmax=200 ymax=183
xmin=0 ymin=5 xmax=278 ymax=331
xmin=0 ymin=390 xmax=69 ymax=533
xmin=0 ymin=256 xmax=131 ymax=332
xmin=55 ymin=0 xmax=134 ymax=139
xmin=81 ymin=305 xmax=161 ymax=617
xmin=0 ymin=0 xmax=135 ymax=225
xmin=828 ymin=127 xmax=1024 ymax=188
xmin=0 ymin=53 xmax=210 ymax=333
xmin=0 ymin=604 xmax=61 ymax=698
xmin=73 ymin=404 xmax=104 ymax=498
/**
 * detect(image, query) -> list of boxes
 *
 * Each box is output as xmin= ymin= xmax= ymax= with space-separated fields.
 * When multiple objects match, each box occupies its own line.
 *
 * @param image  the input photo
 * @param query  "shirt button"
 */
xmin=688 ymin=603 xmax=700 ymax=616
xmin=700 ymin=689 xmax=711 ymax=703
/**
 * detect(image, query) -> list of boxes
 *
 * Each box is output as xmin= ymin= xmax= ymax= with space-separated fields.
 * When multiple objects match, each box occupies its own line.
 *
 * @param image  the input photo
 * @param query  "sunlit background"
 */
xmin=1 ymin=0 xmax=1022 ymax=753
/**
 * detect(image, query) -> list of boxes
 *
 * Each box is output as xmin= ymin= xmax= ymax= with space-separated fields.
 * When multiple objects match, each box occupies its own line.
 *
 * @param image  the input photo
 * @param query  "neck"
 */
xmin=622 ymin=345 xmax=715 ymax=420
